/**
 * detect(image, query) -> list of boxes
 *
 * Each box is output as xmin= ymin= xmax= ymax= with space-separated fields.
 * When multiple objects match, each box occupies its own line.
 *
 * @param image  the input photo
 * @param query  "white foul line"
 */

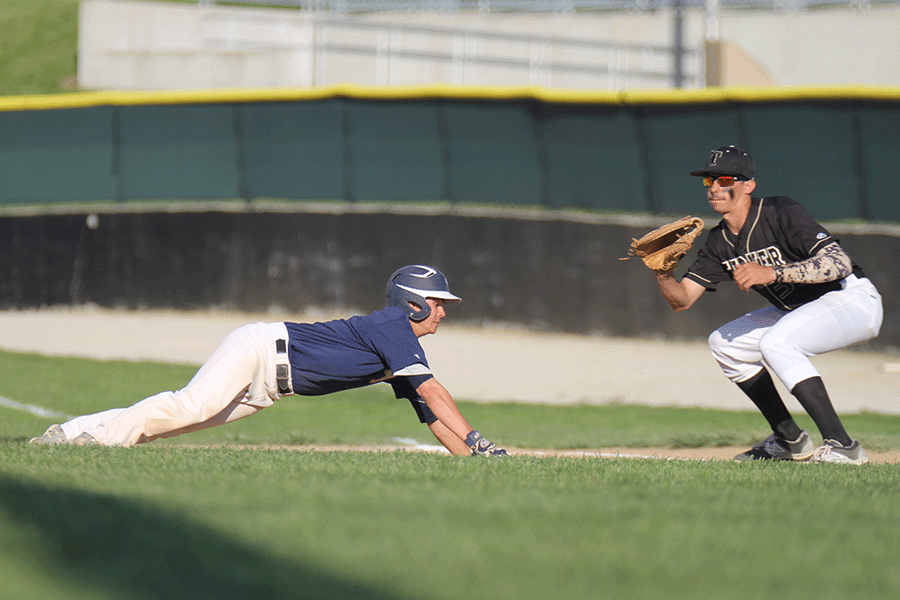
xmin=0 ymin=396 xmax=73 ymax=420
xmin=391 ymin=437 xmax=450 ymax=453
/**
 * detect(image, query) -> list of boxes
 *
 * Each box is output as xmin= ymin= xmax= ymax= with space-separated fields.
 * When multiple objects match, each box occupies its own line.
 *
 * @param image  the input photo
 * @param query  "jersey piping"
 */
xmin=684 ymin=196 xmax=864 ymax=311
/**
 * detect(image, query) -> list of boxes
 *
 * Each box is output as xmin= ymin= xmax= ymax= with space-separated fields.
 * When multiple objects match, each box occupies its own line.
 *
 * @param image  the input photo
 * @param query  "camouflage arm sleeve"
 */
xmin=772 ymin=242 xmax=853 ymax=284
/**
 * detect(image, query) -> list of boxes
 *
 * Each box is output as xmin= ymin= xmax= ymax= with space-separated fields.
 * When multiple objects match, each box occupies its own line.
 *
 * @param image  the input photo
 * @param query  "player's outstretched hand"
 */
xmin=465 ymin=430 xmax=509 ymax=456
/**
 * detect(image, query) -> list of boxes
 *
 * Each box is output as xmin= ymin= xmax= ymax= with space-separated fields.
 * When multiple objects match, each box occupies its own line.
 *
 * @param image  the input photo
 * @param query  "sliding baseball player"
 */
xmin=31 ymin=265 xmax=507 ymax=457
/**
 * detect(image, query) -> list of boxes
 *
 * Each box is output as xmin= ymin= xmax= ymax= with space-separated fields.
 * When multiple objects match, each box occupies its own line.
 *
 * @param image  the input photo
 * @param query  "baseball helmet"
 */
xmin=386 ymin=265 xmax=461 ymax=322
xmin=690 ymin=145 xmax=755 ymax=180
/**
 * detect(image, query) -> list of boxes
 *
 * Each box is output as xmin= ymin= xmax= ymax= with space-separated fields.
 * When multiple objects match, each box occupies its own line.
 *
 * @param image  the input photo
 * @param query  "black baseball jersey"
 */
xmin=684 ymin=196 xmax=865 ymax=311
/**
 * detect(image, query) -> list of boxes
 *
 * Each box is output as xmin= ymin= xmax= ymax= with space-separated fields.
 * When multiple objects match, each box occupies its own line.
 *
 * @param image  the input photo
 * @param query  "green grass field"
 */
xmin=2 ymin=350 xmax=900 ymax=599
xmin=0 ymin=0 xmax=191 ymax=96
xmin=0 ymin=0 xmax=82 ymax=96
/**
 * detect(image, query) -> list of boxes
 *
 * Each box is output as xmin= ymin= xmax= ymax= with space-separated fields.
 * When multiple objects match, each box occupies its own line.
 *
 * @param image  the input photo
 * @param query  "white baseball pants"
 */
xmin=708 ymin=275 xmax=883 ymax=391
xmin=60 ymin=322 xmax=291 ymax=446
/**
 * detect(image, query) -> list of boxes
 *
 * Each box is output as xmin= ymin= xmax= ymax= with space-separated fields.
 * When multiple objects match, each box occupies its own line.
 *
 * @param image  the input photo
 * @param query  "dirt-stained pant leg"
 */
xmin=63 ymin=322 xmax=286 ymax=446
xmin=61 ymin=408 xmax=128 ymax=440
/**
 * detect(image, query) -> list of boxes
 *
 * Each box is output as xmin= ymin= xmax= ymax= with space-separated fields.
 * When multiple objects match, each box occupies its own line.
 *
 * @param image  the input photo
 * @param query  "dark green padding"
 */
xmin=117 ymin=103 xmax=240 ymax=200
xmin=0 ymin=106 xmax=116 ymax=202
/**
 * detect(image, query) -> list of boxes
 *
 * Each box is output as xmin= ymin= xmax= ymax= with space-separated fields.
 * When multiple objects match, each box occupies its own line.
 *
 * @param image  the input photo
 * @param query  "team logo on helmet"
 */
xmin=406 ymin=266 xmax=437 ymax=278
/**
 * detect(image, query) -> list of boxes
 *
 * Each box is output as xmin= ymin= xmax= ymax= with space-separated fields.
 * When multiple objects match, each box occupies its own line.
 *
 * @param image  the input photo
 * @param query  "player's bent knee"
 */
xmin=707 ymin=329 xmax=731 ymax=358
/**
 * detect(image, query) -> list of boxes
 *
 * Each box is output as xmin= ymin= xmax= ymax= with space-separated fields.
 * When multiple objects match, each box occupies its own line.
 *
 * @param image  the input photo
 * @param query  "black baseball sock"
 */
xmin=790 ymin=377 xmax=852 ymax=446
xmin=736 ymin=369 xmax=803 ymax=441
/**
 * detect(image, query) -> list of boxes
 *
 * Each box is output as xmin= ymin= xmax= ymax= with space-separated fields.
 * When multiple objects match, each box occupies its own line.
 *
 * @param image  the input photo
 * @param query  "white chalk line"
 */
xmin=391 ymin=437 xmax=450 ymax=453
xmin=522 ymin=449 xmax=681 ymax=460
xmin=0 ymin=395 xmax=73 ymax=420
xmin=390 ymin=439 xmax=684 ymax=461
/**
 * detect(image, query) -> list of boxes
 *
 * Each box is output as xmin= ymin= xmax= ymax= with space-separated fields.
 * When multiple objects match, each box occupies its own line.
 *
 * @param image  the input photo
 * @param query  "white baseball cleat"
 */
xmin=71 ymin=432 xmax=99 ymax=446
xmin=811 ymin=439 xmax=868 ymax=465
xmin=29 ymin=424 xmax=67 ymax=445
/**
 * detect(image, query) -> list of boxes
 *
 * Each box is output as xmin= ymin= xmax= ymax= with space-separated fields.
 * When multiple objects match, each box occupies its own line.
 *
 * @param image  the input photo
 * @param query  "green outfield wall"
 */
xmin=2 ymin=86 xmax=899 ymax=348
xmin=2 ymin=85 xmax=900 ymax=221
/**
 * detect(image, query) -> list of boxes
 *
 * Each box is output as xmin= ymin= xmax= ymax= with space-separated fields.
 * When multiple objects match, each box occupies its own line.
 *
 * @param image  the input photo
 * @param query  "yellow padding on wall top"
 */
xmin=3 ymin=84 xmax=900 ymax=112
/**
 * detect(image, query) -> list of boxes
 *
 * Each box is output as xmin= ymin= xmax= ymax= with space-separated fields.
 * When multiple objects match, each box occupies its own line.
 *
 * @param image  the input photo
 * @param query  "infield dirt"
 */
xmin=3 ymin=307 xmax=899 ymax=463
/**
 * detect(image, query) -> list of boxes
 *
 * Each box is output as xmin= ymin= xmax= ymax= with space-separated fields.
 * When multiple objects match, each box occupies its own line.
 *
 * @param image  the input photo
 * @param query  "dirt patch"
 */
xmin=526 ymin=446 xmax=900 ymax=464
xmin=218 ymin=443 xmax=900 ymax=464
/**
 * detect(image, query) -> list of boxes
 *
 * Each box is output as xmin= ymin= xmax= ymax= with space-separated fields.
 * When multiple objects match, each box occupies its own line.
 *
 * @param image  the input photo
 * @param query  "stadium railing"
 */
xmin=196 ymin=0 xmax=896 ymax=13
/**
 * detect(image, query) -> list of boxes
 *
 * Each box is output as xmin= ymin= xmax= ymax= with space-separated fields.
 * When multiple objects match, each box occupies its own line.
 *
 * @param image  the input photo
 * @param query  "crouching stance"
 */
xmin=651 ymin=146 xmax=882 ymax=464
xmin=31 ymin=265 xmax=507 ymax=457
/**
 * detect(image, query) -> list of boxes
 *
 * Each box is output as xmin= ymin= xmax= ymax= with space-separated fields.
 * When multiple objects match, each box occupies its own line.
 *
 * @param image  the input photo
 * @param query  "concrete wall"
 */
xmin=3 ymin=208 xmax=899 ymax=351
xmin=78 ymin=0 xmax=900 ymax=91
xmin=704 ymin=39 xmax=776 ymax=87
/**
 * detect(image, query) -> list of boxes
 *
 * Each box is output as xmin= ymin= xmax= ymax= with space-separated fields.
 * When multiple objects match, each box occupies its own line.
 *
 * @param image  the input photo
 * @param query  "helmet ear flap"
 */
xmin=405 ymin=299 xmax=430 ymax=322
xmin=395 ymin=292 xmax=430 ymax=322
xmin=386 ymin=268 xmax=432 ymax=321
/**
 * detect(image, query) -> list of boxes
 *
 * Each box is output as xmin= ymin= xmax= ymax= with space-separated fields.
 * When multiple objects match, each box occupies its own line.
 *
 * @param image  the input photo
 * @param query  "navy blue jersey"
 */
xmin=684 ymin=196 xmax=864 ymax=311
xmin=284 ymin=308 xmax=433 ymax=409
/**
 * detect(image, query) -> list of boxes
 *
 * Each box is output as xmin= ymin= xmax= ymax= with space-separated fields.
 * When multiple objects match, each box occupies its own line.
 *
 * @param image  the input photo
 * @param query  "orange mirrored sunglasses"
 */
xmin=703 ymin=175 xmax=744 ymax=187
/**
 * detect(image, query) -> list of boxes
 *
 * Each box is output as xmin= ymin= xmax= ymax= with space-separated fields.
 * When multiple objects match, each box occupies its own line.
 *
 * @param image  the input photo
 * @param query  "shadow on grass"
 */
xmin=0 ymin=476 xmax=405 ymax=600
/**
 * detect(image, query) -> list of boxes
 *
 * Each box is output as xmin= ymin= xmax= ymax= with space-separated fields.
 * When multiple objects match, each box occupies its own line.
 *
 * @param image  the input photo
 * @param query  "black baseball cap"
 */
xmin=689 ymin=145 xmax=755 ymax=180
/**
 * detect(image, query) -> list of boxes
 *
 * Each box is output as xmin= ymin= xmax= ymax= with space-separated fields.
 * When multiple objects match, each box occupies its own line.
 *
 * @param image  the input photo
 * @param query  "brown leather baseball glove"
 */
xmin=622 ymin=216 xmax=705 ymax=272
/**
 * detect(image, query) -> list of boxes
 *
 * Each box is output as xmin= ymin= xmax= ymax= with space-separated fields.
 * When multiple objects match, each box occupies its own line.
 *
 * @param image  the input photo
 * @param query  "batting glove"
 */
xmin=465 ymin=430 xmax=508 ymax=456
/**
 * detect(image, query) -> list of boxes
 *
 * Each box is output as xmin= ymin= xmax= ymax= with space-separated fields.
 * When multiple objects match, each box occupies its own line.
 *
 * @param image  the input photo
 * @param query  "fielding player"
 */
xmin=30 ymin=265 xmax=507 ymax=457
xmin=652 ymin=145 xmax=882 ymax=464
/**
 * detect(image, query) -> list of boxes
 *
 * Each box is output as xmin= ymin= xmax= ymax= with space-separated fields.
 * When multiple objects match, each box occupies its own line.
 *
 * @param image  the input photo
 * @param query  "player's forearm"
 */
xmin=427 ymin=420 xmax=472 ymax=456
xmin=417 ymin=378 xmax=507 ymax=456
xmin=655 ymin=271 xmax=695 ymax=311
xmin=772 ymin=243 xmax=852 ymax=284
xmin=417 ymin=378 xmax=474 ymax=441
